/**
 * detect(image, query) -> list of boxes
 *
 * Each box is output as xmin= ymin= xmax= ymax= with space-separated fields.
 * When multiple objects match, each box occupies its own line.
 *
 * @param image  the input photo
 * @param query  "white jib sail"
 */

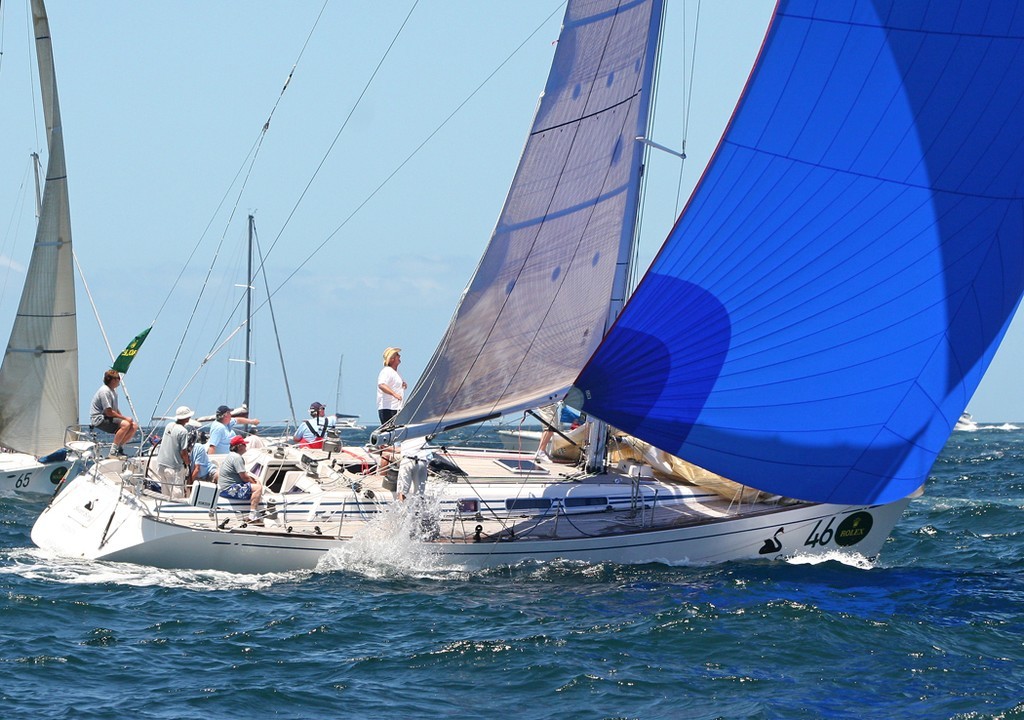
xmin=0 ymin=0 xmax=79 ymax=456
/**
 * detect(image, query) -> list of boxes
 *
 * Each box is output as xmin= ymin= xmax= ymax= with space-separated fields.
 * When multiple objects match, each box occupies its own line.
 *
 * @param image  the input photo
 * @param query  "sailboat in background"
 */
xmin=333 ymin=355 xmax=362 ymax=429
xmin=0 ymin=0 xmax=79 ymax=495
xmin=31 ymin=0 xmax=1024 ymax=572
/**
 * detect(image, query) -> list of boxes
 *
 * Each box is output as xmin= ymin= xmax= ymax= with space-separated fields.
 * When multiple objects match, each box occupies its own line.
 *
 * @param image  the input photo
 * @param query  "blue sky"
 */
xmin=2 ymin=1 xmax=1022 ymax=425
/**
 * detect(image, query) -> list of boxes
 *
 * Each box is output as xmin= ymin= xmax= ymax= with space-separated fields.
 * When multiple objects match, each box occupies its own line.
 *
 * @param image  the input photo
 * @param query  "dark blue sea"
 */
xmin=2 ymin=426 xmax=1023 ymax=719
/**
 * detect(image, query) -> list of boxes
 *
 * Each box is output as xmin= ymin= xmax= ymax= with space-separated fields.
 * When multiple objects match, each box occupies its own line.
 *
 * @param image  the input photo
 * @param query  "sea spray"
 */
xmin=0 ymin=547 xmax=292 ymax=590
xmin=317 ymin=491 xmax=447 ymax=578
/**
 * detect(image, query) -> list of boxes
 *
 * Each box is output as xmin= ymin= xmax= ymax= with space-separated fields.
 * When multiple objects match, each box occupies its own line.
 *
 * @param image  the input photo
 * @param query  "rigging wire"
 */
xmin=155 ymin=0 xmax=421 ymax=418
xmin=253 ymin=0 xmax=422 ymax=273
xmin=73 ymin=250 xmax=141 ymax=425
xmin=253 ymin=1 xmax=564 ymax=309
xmin=174 ymin=2 xmax=563 ymax=411
xmin=148 ymin=0 xmax=330 ymax=421
xmin=0 ymin=0 xmax=45 ymax=152
xmin=0 ymin=0 xmax=5 ymax=76
xmin=200 ymin=0 xmax=423 ymax=358
xmin=158 ymin=2 xmax=564 ymax=420
xmin=628 ymin=0 xmax=697 ymax=296
xmin=0 ymin=161 xmax=33 ymax=303
xmin=23 ymin=0 xmax=41 ymax=154
xmin=252 ymin=223 xmax=297 ymax=426
xmin=676 ymin=0 xmax=700 ymax=216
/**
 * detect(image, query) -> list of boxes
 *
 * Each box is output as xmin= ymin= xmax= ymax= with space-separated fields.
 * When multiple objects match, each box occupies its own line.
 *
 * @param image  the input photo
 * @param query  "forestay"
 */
xmin=576 ymin=0 xmax=1024 ymax=505
xmin=396 ymin=0 xmax=663 ymax=438
xmin=0 ymin=0 xmax=79 ymax=456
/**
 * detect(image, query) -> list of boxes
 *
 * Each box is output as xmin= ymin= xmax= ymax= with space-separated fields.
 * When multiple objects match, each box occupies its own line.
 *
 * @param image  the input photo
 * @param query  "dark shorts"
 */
xmin=94 ymin=417 xmax=121 ymax=434
xmin=378 ymin=409 xmax=398 ymax=425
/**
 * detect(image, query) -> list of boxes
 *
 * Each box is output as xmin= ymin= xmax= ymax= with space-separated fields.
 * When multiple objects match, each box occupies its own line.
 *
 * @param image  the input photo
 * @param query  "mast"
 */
xmin=32 ymin=152 xmax=43 ymax=216
xmin=335 ymin=355 xmax=344 ymax=412
xmin=583 ymin=0 xmax=665 ymax=473
xmin=244 ymin=213 xmax=254 ymax=411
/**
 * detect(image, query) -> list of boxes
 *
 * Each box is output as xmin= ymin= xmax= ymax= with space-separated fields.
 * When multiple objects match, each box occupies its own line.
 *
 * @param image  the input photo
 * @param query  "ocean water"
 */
xmin=2 ymin=427 xmax=1023 ymax=719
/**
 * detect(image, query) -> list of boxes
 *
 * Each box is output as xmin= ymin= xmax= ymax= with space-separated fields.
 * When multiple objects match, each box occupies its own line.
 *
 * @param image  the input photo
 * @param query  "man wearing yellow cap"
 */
xmin=376 ymin=346 xmax=406 ymax=426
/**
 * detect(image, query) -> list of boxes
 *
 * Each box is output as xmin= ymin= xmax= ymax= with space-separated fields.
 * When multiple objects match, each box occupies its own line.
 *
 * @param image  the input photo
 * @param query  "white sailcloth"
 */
xmin=0 ymin=0 xmax=78 ymax=456
xmin=396 ymin=0 xmax=663 ymax=438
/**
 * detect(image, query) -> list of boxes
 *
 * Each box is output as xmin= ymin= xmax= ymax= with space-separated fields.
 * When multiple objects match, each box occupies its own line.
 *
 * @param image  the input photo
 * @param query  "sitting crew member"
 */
xmin=188 ymin=429 xmax=217 ymax=487
xmin=218 ymin=435 xmax=263 ymax=524
xmin=208 ymin=404 xmax=261 ymax=454
xmin=90 ymin=369 xmax=139 ymax=456
xmin=293 ymin=401 xmax=335 ymax=449
xmin=156 ymin=406 xmax=193 ymax=493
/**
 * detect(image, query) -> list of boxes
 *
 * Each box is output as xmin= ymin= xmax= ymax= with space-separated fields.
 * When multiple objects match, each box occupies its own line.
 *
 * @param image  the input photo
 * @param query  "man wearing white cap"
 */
xmin=376 ymin=346 xmax=406 ymax=426
xmin=156 ymin=406 xmax=194 ymax=496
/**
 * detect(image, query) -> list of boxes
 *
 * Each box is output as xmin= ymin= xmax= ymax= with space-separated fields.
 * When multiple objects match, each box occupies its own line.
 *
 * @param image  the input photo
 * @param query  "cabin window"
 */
xmin=505 ymin=498 xmax=552 ymax=511
xmin=564 ymin=496 xmax=608 ymax=508
xmin=492 ymin=458 xmax=548 ymax=475
xmin=456 ymin=499 xmax=478 ymax=514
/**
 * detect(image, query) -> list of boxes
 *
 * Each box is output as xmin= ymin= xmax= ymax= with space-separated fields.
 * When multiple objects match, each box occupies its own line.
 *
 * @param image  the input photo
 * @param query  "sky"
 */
xmin=1 ymin=0 xmax=1022 ymax=427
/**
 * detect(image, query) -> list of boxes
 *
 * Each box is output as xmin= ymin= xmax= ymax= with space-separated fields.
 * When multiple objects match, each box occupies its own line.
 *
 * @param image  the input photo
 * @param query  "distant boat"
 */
xmin=0 ymin=0 xmax=80 ymax=496
xmin=954 ymin=413 xmax=979 ymax=432
xmin=333 ymin=415 xmax=362 ymax=430
xmin=31 ymin=0 xmax=1024 ymax=572
xmin=333 ymin=355 xmax=363 ymax=429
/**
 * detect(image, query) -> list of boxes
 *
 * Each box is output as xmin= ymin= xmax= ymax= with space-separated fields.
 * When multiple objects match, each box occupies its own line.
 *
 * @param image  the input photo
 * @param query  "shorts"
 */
xmin=94 ymin=417 xmax=122 ymax=434
xmin=220 ymin=482 xmax=252 ymax=500
xmin=378 ymin=408 xmax=398 ymax=425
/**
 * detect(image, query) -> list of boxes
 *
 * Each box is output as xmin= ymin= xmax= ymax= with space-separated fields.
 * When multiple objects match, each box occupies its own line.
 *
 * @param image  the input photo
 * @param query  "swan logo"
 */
xmin=50 ymin=466 xmax=68 ymax=485
xmin=835 ymin=512 xmax=873 ymax=547
xmin=758 ymin=527 xmax=784 ymax=555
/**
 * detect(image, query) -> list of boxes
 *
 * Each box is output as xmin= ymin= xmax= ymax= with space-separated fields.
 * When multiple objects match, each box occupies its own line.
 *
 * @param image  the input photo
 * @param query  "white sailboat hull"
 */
xmin=429 ymin=498 xmax=912 ymax=570
xmin=32 ymin=451 xmax=915 ymax=574
xmin=0 ymin=452 xmax=76 ymax=497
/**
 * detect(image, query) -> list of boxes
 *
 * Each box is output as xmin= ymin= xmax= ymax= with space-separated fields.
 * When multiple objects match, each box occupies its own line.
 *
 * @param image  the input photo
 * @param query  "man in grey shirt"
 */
xmin=218 ymin=435 xmax=264 ymax=524
xmin=89 ymin=369 xmax=139 ymax=456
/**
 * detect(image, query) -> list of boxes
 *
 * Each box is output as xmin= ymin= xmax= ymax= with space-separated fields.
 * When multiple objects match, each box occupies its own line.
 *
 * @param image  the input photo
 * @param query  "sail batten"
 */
xmin=396 ymin=0 xmax=664 ymax=439
xmin=0 ymin=0 xmax=79 ymax=456
xmin=575 ymin=0 xmax=1024 ymax=505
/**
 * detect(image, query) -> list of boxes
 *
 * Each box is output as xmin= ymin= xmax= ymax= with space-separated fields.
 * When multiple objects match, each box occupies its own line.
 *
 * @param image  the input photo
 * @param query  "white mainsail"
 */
xmin=0 ymin=0 xmax=79 ymax=456
xmin=396 ymin=0 xmax=663 ymax=438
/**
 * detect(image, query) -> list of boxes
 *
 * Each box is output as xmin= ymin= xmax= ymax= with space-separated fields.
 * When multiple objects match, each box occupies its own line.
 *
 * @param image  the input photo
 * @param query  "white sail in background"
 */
xmin=396 ymin=0 xmax=663 ymax=438
xmin=0 ymin=0 xmax=79 ymax=456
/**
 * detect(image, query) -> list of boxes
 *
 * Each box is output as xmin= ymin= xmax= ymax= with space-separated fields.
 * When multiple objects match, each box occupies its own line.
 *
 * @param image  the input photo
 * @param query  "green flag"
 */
xmin=111 ymin=327 xmax=152 ymax=374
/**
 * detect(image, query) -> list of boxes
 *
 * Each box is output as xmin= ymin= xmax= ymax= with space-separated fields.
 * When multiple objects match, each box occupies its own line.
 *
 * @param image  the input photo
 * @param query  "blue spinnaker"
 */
xmin=576 ymin=0 xmax=1024 ymax=504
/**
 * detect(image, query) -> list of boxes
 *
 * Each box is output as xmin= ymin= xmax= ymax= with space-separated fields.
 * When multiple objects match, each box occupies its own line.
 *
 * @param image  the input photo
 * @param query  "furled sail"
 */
xmin=0 ymin=0 xmax=79 ymax=456
xmin=575 ymin=0 xmax=1024 ymax=505
xmin=395 ymin=0 xmax=663 ymax=438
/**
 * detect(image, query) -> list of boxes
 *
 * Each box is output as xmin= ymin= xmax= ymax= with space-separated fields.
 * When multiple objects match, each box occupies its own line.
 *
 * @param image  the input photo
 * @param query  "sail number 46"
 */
xmin=803 ymin=517 xmax=836 ymax=548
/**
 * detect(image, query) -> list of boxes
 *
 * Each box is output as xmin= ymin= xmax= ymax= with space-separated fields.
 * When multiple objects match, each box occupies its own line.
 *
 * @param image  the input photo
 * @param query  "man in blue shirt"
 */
xmin=207 ymin=404 xmax=260 ymax=454
xmin=188 ymin=429 xmax=217 ymax=486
